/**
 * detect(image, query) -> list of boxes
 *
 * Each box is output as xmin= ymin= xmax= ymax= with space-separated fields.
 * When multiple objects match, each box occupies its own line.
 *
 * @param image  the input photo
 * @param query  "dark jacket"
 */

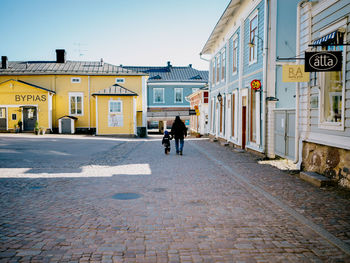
xmin=171 ymin=117 xmax=187 ymax=140
xmin=162 ymin=134 xmax=171 ymax=147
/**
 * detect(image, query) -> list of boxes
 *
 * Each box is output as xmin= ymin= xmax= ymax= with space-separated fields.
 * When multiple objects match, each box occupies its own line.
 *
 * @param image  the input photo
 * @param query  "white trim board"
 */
xmin=302 ymin=132 xmax=350 ymax=150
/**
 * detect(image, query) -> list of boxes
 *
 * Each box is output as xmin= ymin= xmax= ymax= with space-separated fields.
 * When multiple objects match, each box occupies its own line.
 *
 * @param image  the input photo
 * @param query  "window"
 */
xmin=216 ymin=55 xmax=220 ymax=83
xmin=203 ymin=91 xmax=209 ymax=103
xmin=109 ymin=100 xmax=122 ymax=113
xmin=212 ymin=59 xmax=216 ymax=85
xmin=0 ymin=108 xmax=5 ymax=118
xmin=232 ymin=37 xmax=238 ymax=73
xmin=175 ymin=88 xmax=183 ymax=103
xmin=108 ymin=100 xmax=123 ymax=127
xmin=69 ymin=93 xmax=83 ymax=115
xmin=12 ymin=114 xmax=16 ymax=121
xmin=221 ymin=49 xmax=226 ymax=81
xmin=153 ymin=88 xmax=164 ymax=103
xmin=249 ymin=12 xmax=258 ymax=63
xmin=116 ymin=78 xmax=125 ymax=84
xmin=320 ymin=46 xmax=344 ymax=125
xmin=71 ymin=77 xmax=81 ymax=83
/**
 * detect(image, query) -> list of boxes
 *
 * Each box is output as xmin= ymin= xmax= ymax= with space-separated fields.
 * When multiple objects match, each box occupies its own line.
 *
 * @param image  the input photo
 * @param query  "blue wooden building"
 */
xmin=201 ymin=0 xmax=299 ymax=157
xmin=123 ymin=62 xmax=208 ymax=132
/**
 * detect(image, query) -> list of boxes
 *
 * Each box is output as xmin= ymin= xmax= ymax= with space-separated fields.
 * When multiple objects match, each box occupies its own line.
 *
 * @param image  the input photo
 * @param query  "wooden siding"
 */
xmin=299 ymin=0 xmax=350 ymax=141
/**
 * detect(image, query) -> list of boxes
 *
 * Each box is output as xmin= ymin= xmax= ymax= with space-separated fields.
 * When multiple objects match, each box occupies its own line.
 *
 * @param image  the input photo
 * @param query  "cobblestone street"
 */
xmin=0 ymin=134 xmax=350 ymax=262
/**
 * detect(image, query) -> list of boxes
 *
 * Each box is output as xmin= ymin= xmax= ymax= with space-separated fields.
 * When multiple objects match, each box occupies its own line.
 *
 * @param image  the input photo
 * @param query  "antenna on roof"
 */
xmin=73 ymin=43 xmax=88 ymax=58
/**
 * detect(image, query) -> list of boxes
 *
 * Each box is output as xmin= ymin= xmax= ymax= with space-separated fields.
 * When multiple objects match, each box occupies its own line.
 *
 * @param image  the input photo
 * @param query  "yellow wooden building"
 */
xmin=0 ymin=50 xmax=148 ymax=135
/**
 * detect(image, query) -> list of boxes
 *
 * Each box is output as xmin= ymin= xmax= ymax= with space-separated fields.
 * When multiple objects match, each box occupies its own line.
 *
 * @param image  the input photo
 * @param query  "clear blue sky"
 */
xmin=0 ymin=0 xmax=229 ymax=70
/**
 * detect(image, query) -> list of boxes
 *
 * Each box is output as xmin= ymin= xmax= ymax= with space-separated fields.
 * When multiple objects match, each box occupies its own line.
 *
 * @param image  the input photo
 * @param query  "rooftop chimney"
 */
xmin=1 ymin=56 xmax=8 ymax=69
xmin=100 ymin=58 xmax=104 ymax=66
xmin=56 ymin=49 xmax=66 ymax=63
xmin=189 ymin=64 xmax=192 ymax=68
xmin=167 ymin=61 xmax=172 ymax=68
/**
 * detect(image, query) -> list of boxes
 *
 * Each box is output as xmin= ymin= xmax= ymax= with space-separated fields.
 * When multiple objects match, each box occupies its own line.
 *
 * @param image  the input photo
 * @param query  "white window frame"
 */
xmin=174 ymin=88 xmax=183 ymax=103
xmin=0 ymin=108 xmax=5 ymax=118
xmin=232 ymin=35 xmax=238 ymax=75
xmin=317 ymin=22 xmax=346 ymax=131
xmin=109 ymin=100 xmax=123 ymax=114
xmin=216 ymin=54 xmax=221 ymax=83
xmin=71 ymin=77 xmax=81 ymax=83
xmin=248 ymin=10 xmax=258 ymax=65
xmin=212 ymin=59 xmax=216 ymax=86
xmin=153 ymin=88 xmax=164 ymax=103
xmin=69 ymin=92 xmax=84 ymax=116
xmin=221 ymin=48 xmax=226 ymax=82
xmin=116 ymin=78 xmax=125 ymax=84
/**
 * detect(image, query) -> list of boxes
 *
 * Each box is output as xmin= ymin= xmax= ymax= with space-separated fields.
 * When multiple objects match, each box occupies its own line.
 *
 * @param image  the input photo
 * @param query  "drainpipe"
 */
xmin=88 ymin=76 xmax=91 ymax=131
xmin=262 ymin=0 xmax=269 ymax=155
xmin=294 ymin=0 xmax=309 ymax=164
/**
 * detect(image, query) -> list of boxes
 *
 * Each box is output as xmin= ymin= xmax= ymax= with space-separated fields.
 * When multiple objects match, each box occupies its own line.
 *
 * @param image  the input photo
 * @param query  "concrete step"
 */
xmin=299 ymin=171 xmax=334 ymax=187
xmin=220 ymin=141 xmax=229 ymax=146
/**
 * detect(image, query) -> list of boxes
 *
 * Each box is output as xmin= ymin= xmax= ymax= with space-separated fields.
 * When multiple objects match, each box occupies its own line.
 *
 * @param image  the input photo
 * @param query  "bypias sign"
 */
xmin=305 ymin=51 xmax=342 ymax=72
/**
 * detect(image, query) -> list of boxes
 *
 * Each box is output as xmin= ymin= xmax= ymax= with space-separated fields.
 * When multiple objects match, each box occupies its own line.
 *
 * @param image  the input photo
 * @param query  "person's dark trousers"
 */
xmin=175 ymin=138 xmax=184 ymax=154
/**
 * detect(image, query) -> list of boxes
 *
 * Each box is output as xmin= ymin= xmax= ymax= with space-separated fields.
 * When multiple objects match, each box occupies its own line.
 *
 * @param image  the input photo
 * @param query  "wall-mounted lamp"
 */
xmin=266 ymin=96 xmax=279 ymax=102
xmin=217 ymin=92 xmax=222 ymax=104
xmin=248 ymin=35 xmax=264 ymax=49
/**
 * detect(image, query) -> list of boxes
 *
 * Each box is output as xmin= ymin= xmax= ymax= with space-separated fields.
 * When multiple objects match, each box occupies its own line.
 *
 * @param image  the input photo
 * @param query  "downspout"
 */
xmin=262 ymin=0 xmax=269 ymax=154
xmin=294 ymin=0 xmax=309 ymax=164
xmin=88 ymin=76 xmax=91 ymax=131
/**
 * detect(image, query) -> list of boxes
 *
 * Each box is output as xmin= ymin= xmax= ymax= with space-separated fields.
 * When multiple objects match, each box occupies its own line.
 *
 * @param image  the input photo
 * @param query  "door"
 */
xmin=242 ymin=96 xmax=247 ymax=149
xmin=61 ymin=119 xmax=72 ymax=134
xmin=242 ymin=106 xmax=246 ymax=149
xmin=0 ymin=107 xmax=6 ymax=130
xmin=23 ymin=107 xmax=37 ymax=131
xmin=274 ymin=110 xmax=295 ymax=159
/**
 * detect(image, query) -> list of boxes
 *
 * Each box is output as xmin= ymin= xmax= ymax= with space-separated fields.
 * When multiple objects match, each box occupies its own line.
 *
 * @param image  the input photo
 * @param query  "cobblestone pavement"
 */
xmin=0 ymin=135 xmax=350 ymax=262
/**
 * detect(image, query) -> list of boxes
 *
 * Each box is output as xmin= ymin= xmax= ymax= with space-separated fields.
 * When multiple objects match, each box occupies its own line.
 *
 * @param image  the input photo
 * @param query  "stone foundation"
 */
xmin=302 ymin=141 xmax=350 ymax=189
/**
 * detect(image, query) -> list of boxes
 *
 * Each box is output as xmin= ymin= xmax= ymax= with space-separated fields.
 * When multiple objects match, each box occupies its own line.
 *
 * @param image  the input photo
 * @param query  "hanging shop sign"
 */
xmin=305 ymin=51 xmax=342 ymax=72
xmin=251 ymin=79 xmax=261 ymax=90
xmin=282 ymin=65 xmax=309 ymax=82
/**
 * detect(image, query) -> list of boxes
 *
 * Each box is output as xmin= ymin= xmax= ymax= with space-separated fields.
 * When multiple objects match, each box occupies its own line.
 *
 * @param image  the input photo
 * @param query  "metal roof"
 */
xmin=122 ymin=65 xmax=208 ymax=83
xmin=201 ymin=0 xmax=241 ymax=55
xmin=0 ymin=79 xmax=56 ymax=93
xmin=92 ymin=84 xmax=138 ymax=96
xmin=0 ymin=61 xmax=146 ymax=76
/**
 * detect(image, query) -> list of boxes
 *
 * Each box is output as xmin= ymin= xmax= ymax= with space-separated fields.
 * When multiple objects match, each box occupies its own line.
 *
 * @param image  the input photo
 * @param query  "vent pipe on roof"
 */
xmin=167 ymin=61 xmax=172 ymax=68
xmin=1 ymin=56 xmax=8 ymax=69
xmin=56 ymin=49 xmax=66 ymax=63
xmin=100 ymin=58 xmax=104 ymax=66
xmin=189 ymin=64 xmax=192 ymax=68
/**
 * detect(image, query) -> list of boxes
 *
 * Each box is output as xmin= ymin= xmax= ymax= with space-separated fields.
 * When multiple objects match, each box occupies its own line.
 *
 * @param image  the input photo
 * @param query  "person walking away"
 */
xmin=171 ymin=116 xmax=187 ymax=155
xmin=162 ymin=130 xmax=172 ymax=155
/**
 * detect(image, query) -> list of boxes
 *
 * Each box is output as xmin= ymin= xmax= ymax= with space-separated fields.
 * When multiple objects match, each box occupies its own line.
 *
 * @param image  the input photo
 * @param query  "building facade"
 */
xmin=123 ymin=62 xmax=208 ymax=132
xmin=187 ymin=87 xmax=209 ymax=136
xmin=201 ymin=0 xmax=300 ymax=156
xmin=0 ymin=50 xmax=147 ymax=136
xmin=296 ymin=0 xmax=350 ymax=188
xmin=202 ymin=0 xmax=269 ymax=152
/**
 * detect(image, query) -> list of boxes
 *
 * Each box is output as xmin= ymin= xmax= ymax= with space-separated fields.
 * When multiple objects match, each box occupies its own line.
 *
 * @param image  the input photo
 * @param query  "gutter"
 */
xmin=262 ymin=0 xmax=269 ymax=156
xmin=294 ymin=0 xmax=309 ymax=165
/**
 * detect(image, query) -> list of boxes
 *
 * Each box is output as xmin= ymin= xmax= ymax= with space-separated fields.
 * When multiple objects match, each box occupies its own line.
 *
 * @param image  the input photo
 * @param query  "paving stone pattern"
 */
xmin=0 ymin=136 xmax=350 ymax=262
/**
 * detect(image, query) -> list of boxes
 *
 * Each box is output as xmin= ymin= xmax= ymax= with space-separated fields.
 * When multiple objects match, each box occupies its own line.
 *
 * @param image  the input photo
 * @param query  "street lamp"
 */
xmin=248 ymin=35 xmax=264 ymax=50
xmin=217 ymin=92 xmax=222 ymax=104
